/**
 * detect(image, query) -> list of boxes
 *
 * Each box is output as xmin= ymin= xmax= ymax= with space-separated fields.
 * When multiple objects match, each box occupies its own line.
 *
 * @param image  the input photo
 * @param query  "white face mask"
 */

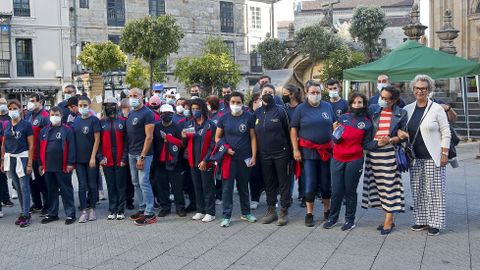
xmin=176 ymin=105 xmax=185 ymax=114
xmin=64 ymin=93 xmax=72 ymax=100
xmin=27 ymin=102 xmax=36 ymax=111
xmin=308 ymin=94 xmax=321 ymax=104
xmin=328 ymin=91 xmax=339 ymax=99
xmin=0 ymin=104 xmax=8 ymax=113
xmin=230 ymin=104 xmax=242 ymax=114
xmin=377 ymin=83 xmax=388 ymax=91
xmin=50 ymin=115 xmax=61 ymax=126
xmin=378 ymin=98 xmax=388 ymax=108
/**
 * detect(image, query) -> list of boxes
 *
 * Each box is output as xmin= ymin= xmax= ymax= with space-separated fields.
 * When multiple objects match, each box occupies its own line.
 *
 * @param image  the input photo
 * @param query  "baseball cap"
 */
xmin=152 ymin=83 xmax=164 ymax=92
xmin=160 ymin=104 xmax=174 ymax=113
xmin=149 ymin=95 xmax=162 ymax=105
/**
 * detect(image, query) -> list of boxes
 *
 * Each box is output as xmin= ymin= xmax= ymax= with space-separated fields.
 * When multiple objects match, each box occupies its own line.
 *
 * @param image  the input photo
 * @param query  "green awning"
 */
xmin=343 ymin=40 xmax=480 ymax=82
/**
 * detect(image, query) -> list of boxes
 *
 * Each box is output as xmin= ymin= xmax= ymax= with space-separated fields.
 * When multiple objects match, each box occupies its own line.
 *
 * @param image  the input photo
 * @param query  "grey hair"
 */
xmin=410 ymin=74 xmax=435 ymax=92
xmin=129 ymin=87 xmax=143 ymax=97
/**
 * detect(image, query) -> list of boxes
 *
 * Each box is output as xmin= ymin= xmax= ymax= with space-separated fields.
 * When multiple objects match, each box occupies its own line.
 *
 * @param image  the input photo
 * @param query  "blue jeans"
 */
xmin=303 ymin=159 xmax=331 ymax=202
xmin=128 ymin=154 xmax=154 ymax=215
xmin=6 ymin=157 xmax=31 ymax=216
xmin=329 ymin=157 xmax=364 ymax=223
xmin=76 ymin=163 xmax=99 ymax=210
xmin=222 ymin=159 xmax=251 ymax=219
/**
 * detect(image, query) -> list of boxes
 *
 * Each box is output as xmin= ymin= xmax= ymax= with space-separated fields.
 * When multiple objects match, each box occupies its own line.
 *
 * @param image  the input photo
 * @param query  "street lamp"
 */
xmin=102 ymin=71 xmax=126 ymax=99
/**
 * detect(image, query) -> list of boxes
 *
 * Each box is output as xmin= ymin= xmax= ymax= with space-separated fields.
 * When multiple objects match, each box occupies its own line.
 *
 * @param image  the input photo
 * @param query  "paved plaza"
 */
xmin=0 ymin=142 xmax=479 ymax=270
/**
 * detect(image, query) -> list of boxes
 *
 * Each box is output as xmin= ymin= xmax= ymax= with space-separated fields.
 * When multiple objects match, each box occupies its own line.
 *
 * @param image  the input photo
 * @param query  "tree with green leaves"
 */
xmin=77 ymin=41 xmax=127 ymax=74
xmin=120 ymin=15 xmax=184 ymax=89
xmin=318 ymin=45 xmax=365 ymax=82
xmin=256 ymin=38 xmax=285 ymax=70
xmin=174 ymin=36 xmax=240 ymax=96
xmin=294 ymin=23 xmax=341 ymax=62
xmin=350 ymin=5 xmax=388 ymax=60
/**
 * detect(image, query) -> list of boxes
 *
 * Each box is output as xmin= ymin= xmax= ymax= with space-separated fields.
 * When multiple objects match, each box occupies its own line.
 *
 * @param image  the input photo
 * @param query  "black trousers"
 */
xmin=0 ymin=171 xmax=9 ymax=203
xmin=154 ymin=165 xmax=185 ymax=212
xmin=45 ymin=171 xmax=75 ymax=218
xmin=191 ymin=167 xmax=216 ymax=216
xmin=103 ymin=165 xmax=127 ymax=213
xmin=31 ymin=160 xmax=48 ymax=210
xmin=125 ymin=161 xmax=134 ymax=205
xmin=260 ymin=154 xmax=292 ymax=209
xmin=249 ymin=159 xmax=265 ymax=202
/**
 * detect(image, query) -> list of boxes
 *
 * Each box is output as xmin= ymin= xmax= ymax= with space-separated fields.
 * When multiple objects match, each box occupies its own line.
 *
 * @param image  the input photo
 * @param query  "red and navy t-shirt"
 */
xmin=217 ymin=111 xmax=255 ymax=160
xmin=333 ymin=113 xmax=373 ymax=162
xmin=4 ymin=120 xmax=34 ymax=154
xmin=72 ymin=115 xmax=101 ymax=163
xmin=328 ymin=99 xmax=348 ymax=119
xmin=26 ymin=109 xmax=50 ymax=160
xmin=291 ymin=101 xmax=336 ymax=160
xmin=126 ymin=106 xmax=155 ymax=156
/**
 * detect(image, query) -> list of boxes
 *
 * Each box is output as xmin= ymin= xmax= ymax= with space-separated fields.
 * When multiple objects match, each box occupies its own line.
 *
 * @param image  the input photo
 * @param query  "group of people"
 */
xmin=0 ymin=73 xmax=454 ymax=235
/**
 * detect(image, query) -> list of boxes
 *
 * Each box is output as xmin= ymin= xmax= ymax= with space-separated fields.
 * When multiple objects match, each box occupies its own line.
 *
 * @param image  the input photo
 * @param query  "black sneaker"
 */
xmin=126 ymin=202 xmax=135 ymax=210
xmin=40 ymin=209 xmax=48 ymax=217
xmin=129 ymin=211 xmax=144 ymax=221
xmin=428 ymin=227 xmax=440 ymax=236
xmin=377 ymin=223 xmax=395 ymax=231
xmin=157 ymin=210 xmax=170 ymax=217
xmin=154 ymin=201 xmax=161 ymax=210
xmin=176 ymin=208 xmax=187 ymax=217
xmin=2 ymin=200 xmax=14 ymax=207
xmin=323 ymin=210 xmax=330 ymax=221
xmin=65 ymin=217 xmax=76 ymax=225
xmin=341 ymin=222 xmax=356 ymax=231
xmin=19 ymin=215 xmax=31 ymax=228
xmin=29 ymin=206 xmax=42 ymax=213
xmin=411 ymin=224 xmax=428 ymax=231
xmin=305 ymin=213 xmax=315 ymax=227
xmin=134 ymin=214 xmax=157 ymax=226
xmin=185 ymin=204 xmax=197 ymax=213
xmin=323 ymin=220 xmax=337 ymax=229
xmin=41 ymin=216 xmax=59 ymax=224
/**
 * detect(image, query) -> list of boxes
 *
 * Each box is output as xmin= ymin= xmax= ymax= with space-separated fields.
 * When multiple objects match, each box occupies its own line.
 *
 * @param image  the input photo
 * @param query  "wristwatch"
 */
xmin=139 ymin=155 xmax=145 ymax=161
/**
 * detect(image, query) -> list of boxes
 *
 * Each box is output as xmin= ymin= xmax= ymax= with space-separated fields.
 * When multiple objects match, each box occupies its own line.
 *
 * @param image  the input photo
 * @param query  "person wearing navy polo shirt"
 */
xmin=126 ymin=88 xmax=157 ymax=226
xmin=99 ymin=97 xmax=128 ymax=220
xmin=25 ymin=93 xmax=50 ymax=215
xmin=323 ymin=93 xmax=373 ymax=231
xmin=72 ymin=96 xmax=101 ymax=223
xmin=1 ymin=100 xmax=34 ymax=227
xmin=183 ymin=99 xmax=216 ymax=223
xmin=291 ymin=81 xmax=336 ymax=227
xmin=58 ymin=84 xmax=76 ymax=124
xmin=215 ymin=92 xmax=257 ymax=227
xmin=326 ymin=79 xmax=348 ymax=119
xmin=39 ymin=106 xmax=76 ymax=225
xmin=255 ymin=84 xmax=292 ymax=226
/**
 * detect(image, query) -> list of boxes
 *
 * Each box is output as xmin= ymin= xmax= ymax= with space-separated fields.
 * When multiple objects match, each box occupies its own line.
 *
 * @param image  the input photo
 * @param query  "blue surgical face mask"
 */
xmin=329 ymin=91 xmax=339 ymax=99
xmin=79 ymin=107 xmax=90 ymax=116
xmin=192 ymin=110 xmax=202 ymax=119
xmin=8 ymin=110 xmax=20 ymax=120
xmin=378 ymin=98 xmax=388 ymax=108
xmin=129 ymin=98 xmax=140 ymax=108
xmin=166 ymin=98 xmax=175 ymax=105
xmin=183 ymin=109 xmax=191 ymax=118
xmin=0 ymin=104 xmax=7 ymax=113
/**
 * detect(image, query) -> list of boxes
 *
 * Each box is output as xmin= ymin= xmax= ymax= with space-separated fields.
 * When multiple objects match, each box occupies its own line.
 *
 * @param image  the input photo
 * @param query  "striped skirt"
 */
xmin=361 ymin=145 xmax=405 ymax=213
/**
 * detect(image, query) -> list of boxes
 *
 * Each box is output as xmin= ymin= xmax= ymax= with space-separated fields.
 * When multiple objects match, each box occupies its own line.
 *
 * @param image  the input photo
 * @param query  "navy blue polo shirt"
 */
xmin=291 ymin=101 xmax=336 ymax=160
xmin=72 ymin=115 xmax=101 ymax=163
xmin=4 ymin=120 xmax=33 ymax=154
xmin=126 ymin=106 xmax=155 ymax=156
xmin=46 ymin=126 xmax=64 ymax=172
xmin=328 ymin=99 xmax=348 ymax=118
xmin=217 ymin=111 xmax=255 ymax=160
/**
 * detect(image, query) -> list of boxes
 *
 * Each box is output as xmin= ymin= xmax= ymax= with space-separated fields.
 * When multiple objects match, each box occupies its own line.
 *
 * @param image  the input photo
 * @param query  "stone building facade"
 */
xmin=293 ymin=0 xmax=413 ymax=50
xmin=71 ymin=0 xmax=275 ymax=91
xmin=0 ymin=0 xmax=72 ymax=105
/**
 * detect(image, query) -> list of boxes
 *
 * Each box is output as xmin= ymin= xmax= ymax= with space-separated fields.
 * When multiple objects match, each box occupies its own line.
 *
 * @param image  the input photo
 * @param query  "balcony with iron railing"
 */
xmin=107 ymin=8 xmax=125 ymax=26
xmin=13 ymin=7 xmax=30 ymax=17
xmin=0 ymin=59 xmax=10 ymax=78
xmin=16 ymin=59 xmax=33 ymax=77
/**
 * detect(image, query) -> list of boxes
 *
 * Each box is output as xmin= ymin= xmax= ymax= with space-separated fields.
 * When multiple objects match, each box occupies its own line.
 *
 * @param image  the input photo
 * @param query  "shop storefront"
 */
xmin=2 ymin=87 xmax=59 ymax=109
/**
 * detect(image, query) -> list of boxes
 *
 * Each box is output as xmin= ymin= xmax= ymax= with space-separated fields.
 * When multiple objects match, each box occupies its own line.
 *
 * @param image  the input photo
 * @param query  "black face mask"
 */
xmin=262 ymin=94 xmax=274 ymax=105
xmin=191 ymin=93 xmax=199 ymax=97
xmin=105 ymin=106 xmax=117 ymax=118
xmin=351 ymin=107 xmax=366 ymax=116
xmin=223 ymin=94 xmax=231 ymax=101
xmin=282 ymin=95 xmax=290 ymax=104
xmin=149 ymin=105 xmax=160 ymax=111
xmin=161 ymin=113 xmax=173 ymax=123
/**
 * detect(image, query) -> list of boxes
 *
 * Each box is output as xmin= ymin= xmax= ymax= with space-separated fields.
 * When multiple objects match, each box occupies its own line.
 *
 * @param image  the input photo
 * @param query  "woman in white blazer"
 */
xmin=403 ymin=74 xmax=451 ymax=236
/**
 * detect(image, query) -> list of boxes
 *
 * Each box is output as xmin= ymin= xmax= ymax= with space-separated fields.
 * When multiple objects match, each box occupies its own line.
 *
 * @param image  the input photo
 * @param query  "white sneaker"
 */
xmin=107 ymin=213 xmax=116 ymax=220
xmin=202 ymin=214 xmax=216 ymax=222
xmin=215 ymin=199 xmax=222 ymax=205
xmin=0 ymin=211 xmax=3 ymax=218
xmin=250 ymin=201 xmax=259 ymax=210
xmin=116 ymin=213 xmax=125 ymax=220
xmin=11 ymin=190 xmax=18 ymax=199
xmin=78 ymin=210 xmax=88 ymax=223
xmin=88 ymin=209 xmax=97 ymax=221
xmin=192 ymin=213 xmax=205 ymax=220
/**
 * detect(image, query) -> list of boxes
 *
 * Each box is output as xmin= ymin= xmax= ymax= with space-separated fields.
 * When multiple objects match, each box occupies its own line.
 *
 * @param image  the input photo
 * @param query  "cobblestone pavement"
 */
xmin=0 ymin=143 xmax=479 ymax=270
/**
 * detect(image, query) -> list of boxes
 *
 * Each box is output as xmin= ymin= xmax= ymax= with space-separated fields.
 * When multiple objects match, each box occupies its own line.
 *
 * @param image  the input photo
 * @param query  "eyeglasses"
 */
xmin=413 ymin=87 xmax=429 ymax=92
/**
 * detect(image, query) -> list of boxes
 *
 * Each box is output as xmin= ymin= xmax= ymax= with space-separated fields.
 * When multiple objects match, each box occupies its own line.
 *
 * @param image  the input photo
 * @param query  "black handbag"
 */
xmin=448 ymin=126 xmax=460 ymax=159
